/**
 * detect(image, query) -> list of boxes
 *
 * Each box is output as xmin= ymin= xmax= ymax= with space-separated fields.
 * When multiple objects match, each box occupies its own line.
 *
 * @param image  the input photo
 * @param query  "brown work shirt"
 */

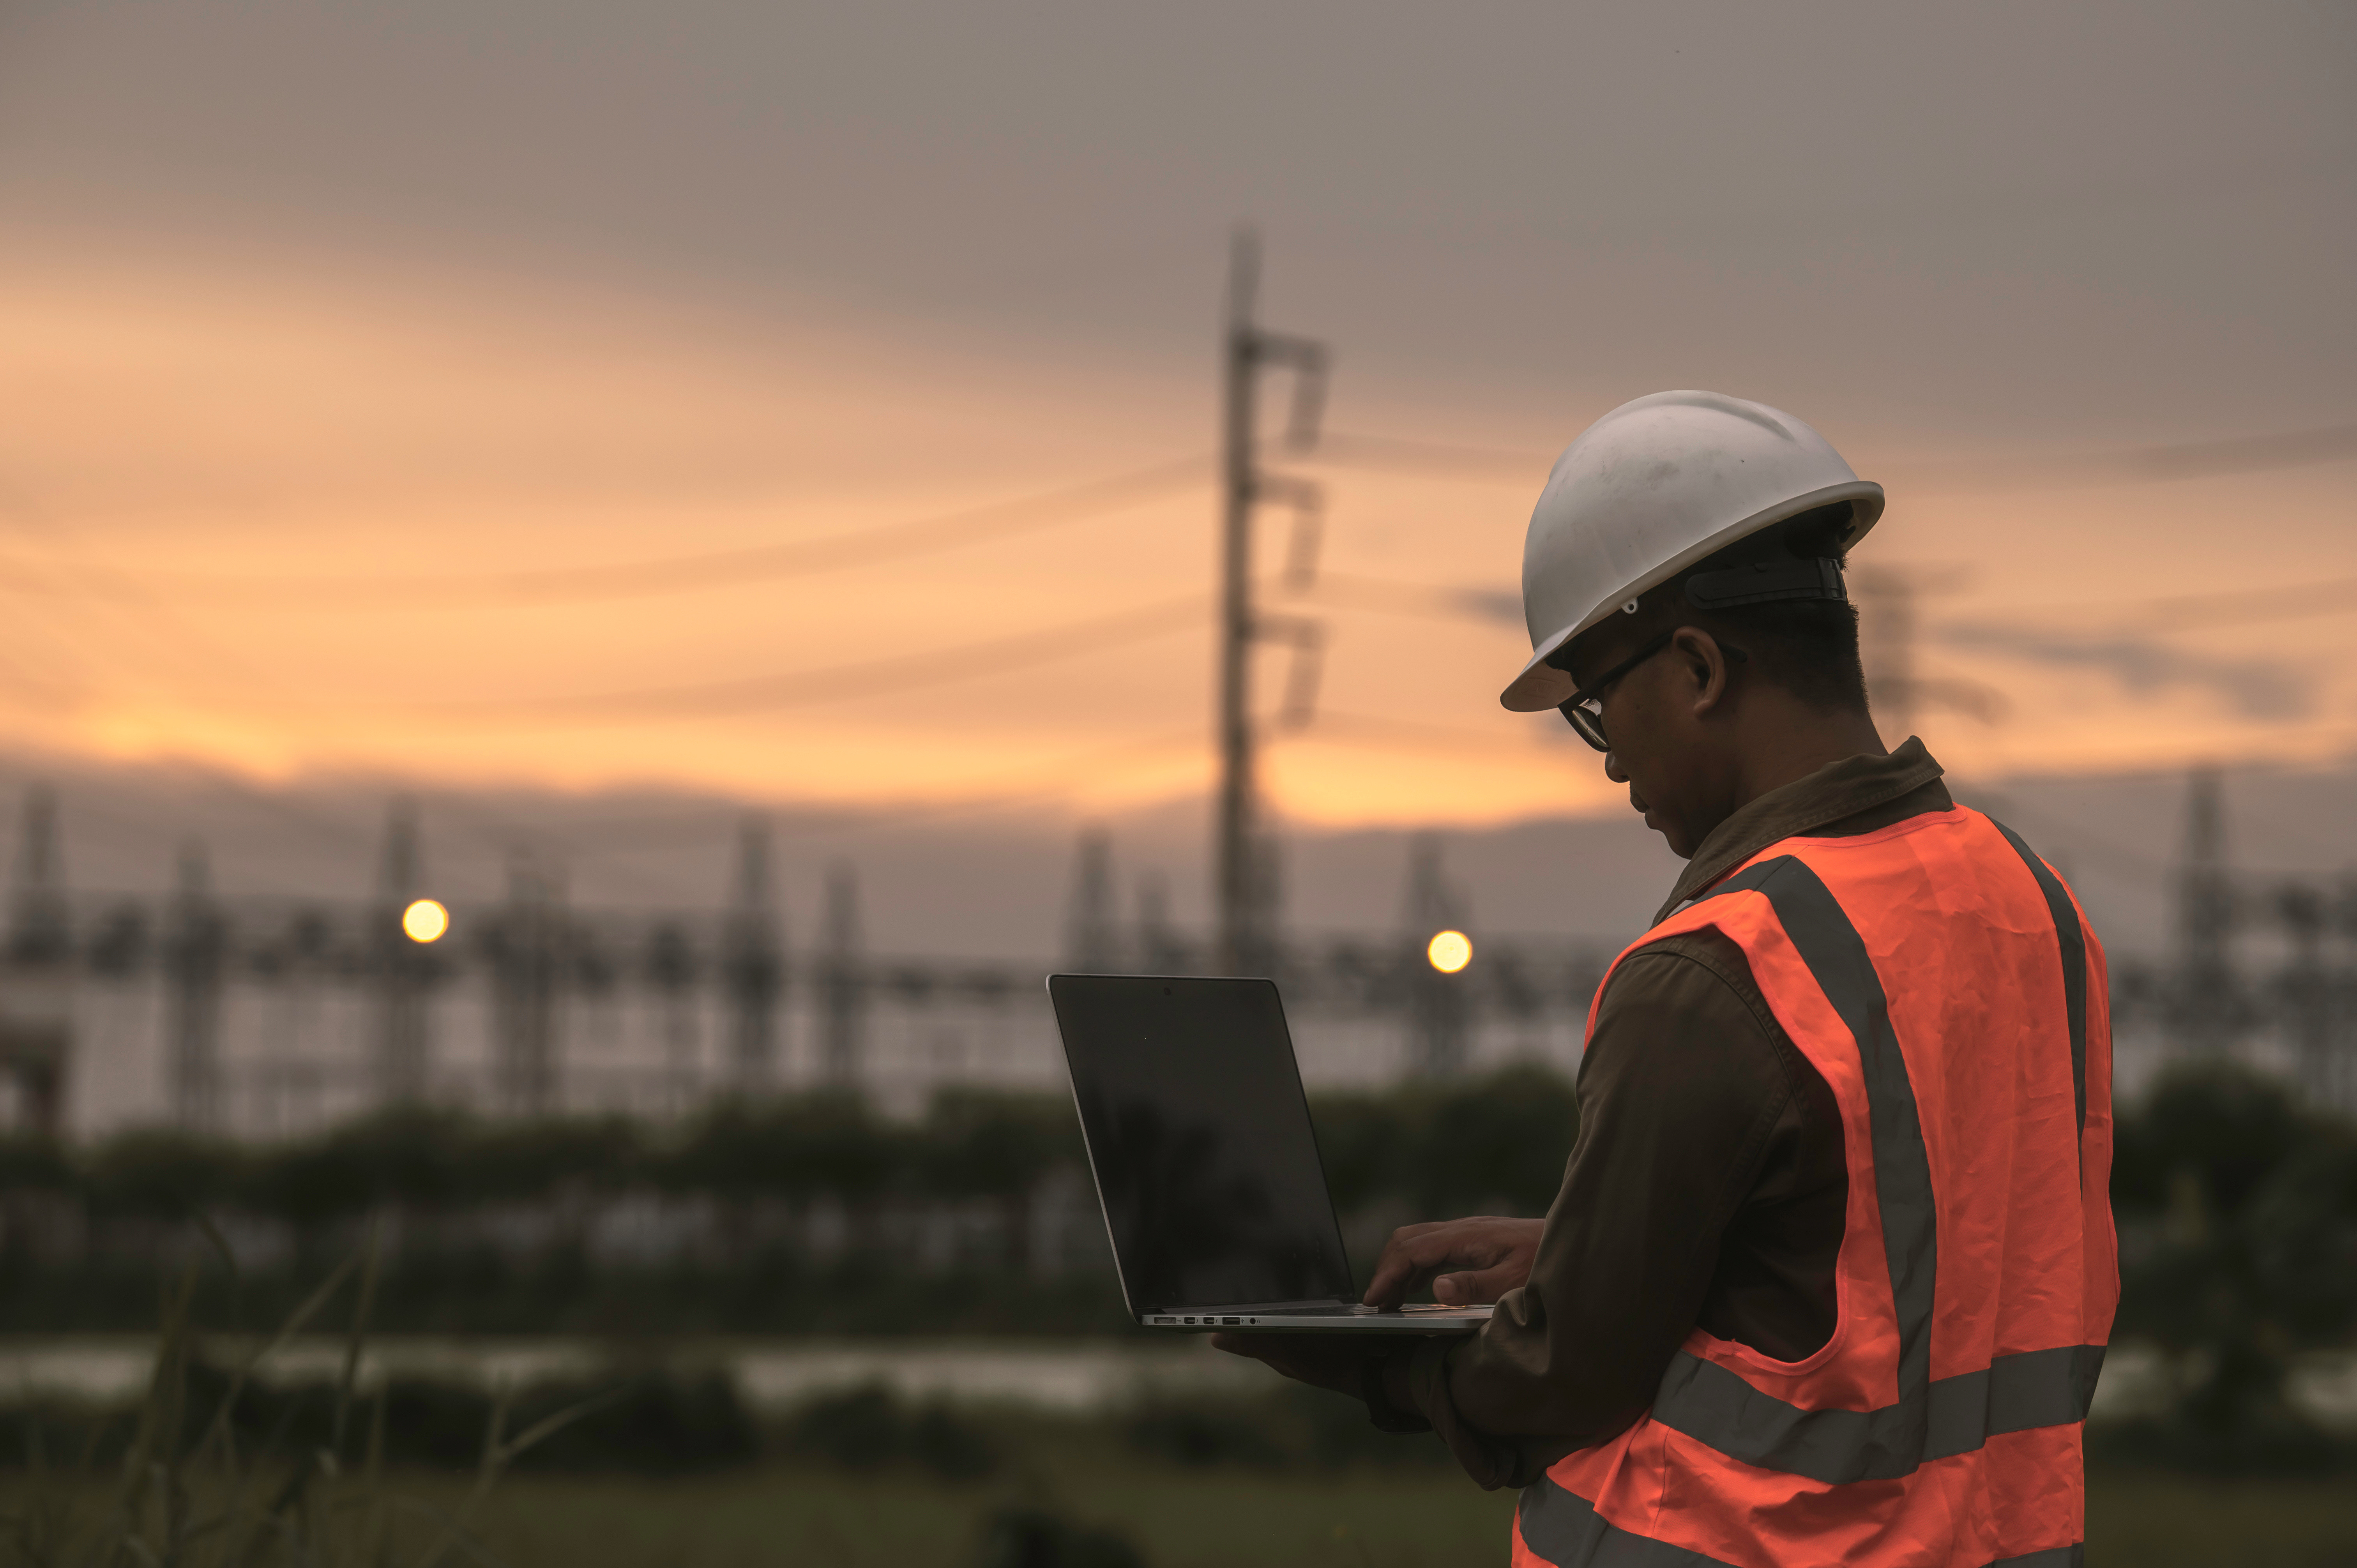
xmin=1389 ymin=739 xmax=1954 ymax=1489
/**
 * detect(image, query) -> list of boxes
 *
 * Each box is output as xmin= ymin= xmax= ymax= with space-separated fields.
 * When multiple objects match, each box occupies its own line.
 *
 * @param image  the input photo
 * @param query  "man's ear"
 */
xmin=1675 ymin=627 xmax=1732 ymax=715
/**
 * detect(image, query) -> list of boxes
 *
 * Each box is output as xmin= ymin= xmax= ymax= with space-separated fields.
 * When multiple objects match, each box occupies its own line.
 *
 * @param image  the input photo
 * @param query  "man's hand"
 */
xmin=1209 ymin=1332 xmax=1379 ymax=1398
xmin=1363 ymin=1216 xmax=1544 ymax=1307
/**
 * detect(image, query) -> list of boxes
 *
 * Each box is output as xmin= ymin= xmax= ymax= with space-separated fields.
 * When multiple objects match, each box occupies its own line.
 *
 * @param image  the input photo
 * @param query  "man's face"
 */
xmin=1562 ymin=620 xmax=1730 ymax=860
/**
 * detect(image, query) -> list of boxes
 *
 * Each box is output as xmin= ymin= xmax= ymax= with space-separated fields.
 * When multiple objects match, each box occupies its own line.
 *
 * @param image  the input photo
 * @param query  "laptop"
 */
xmin=1047 ymin=973 xmax=1491 ymax=1335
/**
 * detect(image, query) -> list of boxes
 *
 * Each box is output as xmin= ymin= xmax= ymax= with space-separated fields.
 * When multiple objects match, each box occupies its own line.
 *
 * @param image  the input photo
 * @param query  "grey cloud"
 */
xmin=1934 ymin=622 xmax=2313 ymax=721
xmin=1452 ymin=588 xmax=1523 ymax=627
xmin=1 ymin=0 xmax=2351 ymax=441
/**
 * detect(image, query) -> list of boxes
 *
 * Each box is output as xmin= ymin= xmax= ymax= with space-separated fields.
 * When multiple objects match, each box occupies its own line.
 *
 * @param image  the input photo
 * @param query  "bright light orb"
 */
xmin=1426 ymin=929 xmax=1473 ymax=974
xmin=401 ymin=898 xmax=451 ymax=944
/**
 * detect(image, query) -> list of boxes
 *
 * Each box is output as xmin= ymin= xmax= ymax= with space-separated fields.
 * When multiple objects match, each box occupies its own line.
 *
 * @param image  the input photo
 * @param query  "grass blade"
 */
xmin=329 ymin=1218 xmax=384 ymax=1463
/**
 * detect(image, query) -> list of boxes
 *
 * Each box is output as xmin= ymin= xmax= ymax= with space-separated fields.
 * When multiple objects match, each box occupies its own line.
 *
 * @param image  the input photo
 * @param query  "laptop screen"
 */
xmin=1049 ymin=975 xmax=1355 ymax=1313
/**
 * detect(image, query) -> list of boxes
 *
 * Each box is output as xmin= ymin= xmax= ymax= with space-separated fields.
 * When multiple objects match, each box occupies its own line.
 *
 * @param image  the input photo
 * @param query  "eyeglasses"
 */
xmin=1554 ymin=629 xmax=1749 ymax=752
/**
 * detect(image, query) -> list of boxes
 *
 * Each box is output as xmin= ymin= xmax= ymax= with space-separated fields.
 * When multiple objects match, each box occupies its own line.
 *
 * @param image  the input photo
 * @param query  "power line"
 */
xmin=25 ymin=593 xmax=1207 ymax=729
xmin=1918 ymin=572 xmax=2357 ymax=644
xmin=1302 ymin=419 xmax=2357 ymax=492
xmin=1908 ymin=420 xmax=2357 ymax=491
xmin=1293 ymin=710 xmax=1573 ymax=759
xmin=2126 ymin=574 xmax=2357 ymax=630
xmin=0 ymin=482 xmax=348 ymax=722
xmin=793 ymin=726 xmax=1210 ymax=838
xmin=1307 ymin=571 xmax=1521 ymax=627
xmin=0 ymin=455 xmax=1210 ymax=610
xmin=0 ymin=416 xmax=2345 ymax=616
xmin=368 ymin=591 xmax=1214 ymax=726
xmin=1317 ymin=560 xmax=2357 ymax=639
xmin=1309 ymin=431 xmax=1549 ymax=480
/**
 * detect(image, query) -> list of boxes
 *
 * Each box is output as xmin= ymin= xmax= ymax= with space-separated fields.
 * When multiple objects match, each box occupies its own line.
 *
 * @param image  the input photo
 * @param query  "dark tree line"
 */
xmin=0 ymin=1067 xmax=1585 ymax=1245
xmin=1 ymin=1056 xmax=2350 ymax=1473
xmin=2108 ymin=1062 xmax=2357 ymax=1471
xmin=0 ymin=1068 xmax=1583 ymax=1335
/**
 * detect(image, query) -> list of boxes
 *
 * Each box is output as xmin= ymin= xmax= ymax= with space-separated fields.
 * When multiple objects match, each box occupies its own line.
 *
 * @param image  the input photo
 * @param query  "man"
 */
xmin=1217 ymin=391 xmax=2117 ymax=1568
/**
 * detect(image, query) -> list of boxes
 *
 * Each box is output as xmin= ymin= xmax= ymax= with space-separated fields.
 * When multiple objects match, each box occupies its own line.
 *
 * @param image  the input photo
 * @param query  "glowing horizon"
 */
xmin=2 ymin=238 xmax=2353 ymax=835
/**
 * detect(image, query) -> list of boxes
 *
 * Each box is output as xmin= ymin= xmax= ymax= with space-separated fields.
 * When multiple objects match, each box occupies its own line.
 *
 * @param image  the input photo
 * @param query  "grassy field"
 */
xmin=7 ymin=1457 xmax=2354 ymax=1567
xmin=454 ymin=1465 xmax=1511 ymax=1568
xmin=4 ymin=1374 xmax=2349 ymax=1567
xmin=371 ymin=1462 xmax=2357 ymax=1568
xmin=2083 ymin=1469 xmax=2357 ymax=1568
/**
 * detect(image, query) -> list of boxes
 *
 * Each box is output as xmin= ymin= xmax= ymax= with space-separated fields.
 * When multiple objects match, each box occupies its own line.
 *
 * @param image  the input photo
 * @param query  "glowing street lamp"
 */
xmin=401 ymin=897 xmax=450 ymax=944
xmin=1426 ymin=929 xmax=1472 ymax=974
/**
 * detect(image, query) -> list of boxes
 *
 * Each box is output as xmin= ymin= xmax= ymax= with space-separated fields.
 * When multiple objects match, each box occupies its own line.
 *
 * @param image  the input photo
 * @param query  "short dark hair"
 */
xmin=1680 ymin=590 xmax=1868 ymax=715
xmin=1658 ymin=501 xmax=1870 ymax=715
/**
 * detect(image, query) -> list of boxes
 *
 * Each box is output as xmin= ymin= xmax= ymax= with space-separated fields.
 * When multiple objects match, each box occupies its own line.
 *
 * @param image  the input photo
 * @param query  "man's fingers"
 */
xmin=1432 ymin=1264 xmax=1524 ymax=1305
xmin=1364 ymin=1251 xmax=1447 ymax=1305
xmin=1365 ymin=1222 xmax=1516 ymax=1305
xmin=1362 ymin=1241 xmax=1430 ymax=1305
xmin=1363 ymin=1259 xmax=1417 ymax=1305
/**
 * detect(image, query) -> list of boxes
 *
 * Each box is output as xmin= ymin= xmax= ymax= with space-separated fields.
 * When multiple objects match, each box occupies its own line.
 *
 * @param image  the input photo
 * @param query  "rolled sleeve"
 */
xmin=1398 ymin=934 xmax=1801 ymax=1485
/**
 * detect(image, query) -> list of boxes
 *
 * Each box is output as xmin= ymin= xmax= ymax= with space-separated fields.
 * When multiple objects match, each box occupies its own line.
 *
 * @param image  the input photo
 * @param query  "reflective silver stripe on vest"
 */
xmin=1640 ymin=852 xmax=2100 ymax=1484
xmin=1986 ymin=818 xmax=2090 ymax=1150
xmin=1652 ymin=1343 xmax=2107 ymax=1485
xmin=1517 ymin=1476 xmax=2084 ymax=1568
xmin=1987 ymin=1548 xmax=2084 ymax=1568
xmin=1518 ymin=1476 xmax=1738 ymax=1567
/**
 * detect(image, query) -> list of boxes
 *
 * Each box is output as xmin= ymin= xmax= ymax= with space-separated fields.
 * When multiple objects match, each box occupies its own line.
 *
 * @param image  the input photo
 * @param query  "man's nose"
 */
xmin=1604 ymin=751 xmax=1628 ymax=784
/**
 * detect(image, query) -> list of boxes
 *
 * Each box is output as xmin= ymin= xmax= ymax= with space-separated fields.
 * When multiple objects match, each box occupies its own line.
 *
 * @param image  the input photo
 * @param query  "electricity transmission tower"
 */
xmin=1401 ymin=835 xmax=1471 ymax=1078
xmin=1214 ymin=230 xmax=1328 ymax=976
xmin=724 ymin=815 xmax=783 ymax=1092
xmin=2170 ymin=766 xmax=2244 ymax=1056
xmin=1852 ymin=565 xmax=2005 ymax=738
xmin=372 ymin=800 xmax=431 ymax=1104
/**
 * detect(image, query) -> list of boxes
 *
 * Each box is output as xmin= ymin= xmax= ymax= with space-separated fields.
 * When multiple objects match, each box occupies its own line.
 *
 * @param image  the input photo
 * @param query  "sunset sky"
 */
xmin=1 ymin=0 xmax=2352 ymax=834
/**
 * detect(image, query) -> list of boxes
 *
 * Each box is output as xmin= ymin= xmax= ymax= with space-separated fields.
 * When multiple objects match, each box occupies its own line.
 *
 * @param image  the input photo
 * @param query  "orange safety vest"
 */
xmin=1514 ymin=806 xmax=2117 ymax=1568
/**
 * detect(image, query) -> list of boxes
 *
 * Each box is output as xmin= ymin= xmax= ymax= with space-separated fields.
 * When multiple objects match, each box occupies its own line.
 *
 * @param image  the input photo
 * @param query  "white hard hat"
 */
xmin=1500 ymin=390 xmax=1884 ymax=712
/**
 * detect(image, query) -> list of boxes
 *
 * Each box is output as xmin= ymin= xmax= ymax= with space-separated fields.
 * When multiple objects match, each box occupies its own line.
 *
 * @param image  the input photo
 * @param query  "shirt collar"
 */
xmin=1652 ymin=737 xmax=1949 ymax=925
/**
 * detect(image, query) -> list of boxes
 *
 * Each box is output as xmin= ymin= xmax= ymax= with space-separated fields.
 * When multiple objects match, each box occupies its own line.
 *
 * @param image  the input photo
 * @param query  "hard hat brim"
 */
xmin=1498 ymin=480 xmax=1885 ymax=712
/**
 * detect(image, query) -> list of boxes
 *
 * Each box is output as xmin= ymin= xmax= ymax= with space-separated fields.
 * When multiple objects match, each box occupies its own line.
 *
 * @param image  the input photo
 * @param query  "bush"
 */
xmin=1122 ymin=1386 xmax=1451 ymax=1473
xmin=662 ymin=1092 xmax=903 ymax=1203
xmin=1124 ymin=1400 xmax=1287 ymax=1468
xmin=2104 ymin=1063 xmax=2357 ymax=1473
xmin=1410 ymin=1065 xmax=1580 ymax=1217
xmin=511 ymin=1369 xmax=759 ymax=1474
xmin=781 ymin=1383 xmax=999 ymax=1480
xmin=970 ymin=1506 xmax=1143 ymax=1568
xmin=83 ymin=1130 xmax=246 ymax=1220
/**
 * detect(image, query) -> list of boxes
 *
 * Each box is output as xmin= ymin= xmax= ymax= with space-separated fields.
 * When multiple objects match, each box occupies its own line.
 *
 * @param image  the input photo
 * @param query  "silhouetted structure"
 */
xmin=645 ymin=918 xmax=699 ymax=1112
xmin=0 ymin=789 xmax=1649 ymax=1135
xmin=165 ymin=842 xmax=226 ymax=1131
xmin=724 ymin=815 xmax=784 ymax=1091
xmin=371 ymin=799 xmax=432 ymax=1103
xmin=1401 ymin=835 xmax=1472 ymax=1078
xmin=491 ymin=855 xmax=564 ymax=1118
xmin=1856 ymin=566 xmax=1919 ymax=740
xmin=818 ymin=863 xmax=867 ymax=1085
xmin=2275 ymin=881 xmax=2333 ymax=1104
xmin=1213 ymin=231 xmax=1326 ymax=977
xmin=2170 ymin=766 xmax=2243 ymax=1056
xmin=1064 ymin=829 xmax=1120 ymax=975
xmin=1132 ymin=872 xmax=1189 ymax=974
xmin=1 ymin=788 xmax=70 ymax=1135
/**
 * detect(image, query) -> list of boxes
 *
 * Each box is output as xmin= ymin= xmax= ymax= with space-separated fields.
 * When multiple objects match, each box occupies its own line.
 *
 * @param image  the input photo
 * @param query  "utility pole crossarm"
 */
xmin=1214 ymin=230 xmax=1330 ymax=978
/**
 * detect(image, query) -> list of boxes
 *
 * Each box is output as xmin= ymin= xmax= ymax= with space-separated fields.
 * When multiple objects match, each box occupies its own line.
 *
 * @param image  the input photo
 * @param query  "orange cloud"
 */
xmin=2 ymin=232 xmax=2352 ymax=829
